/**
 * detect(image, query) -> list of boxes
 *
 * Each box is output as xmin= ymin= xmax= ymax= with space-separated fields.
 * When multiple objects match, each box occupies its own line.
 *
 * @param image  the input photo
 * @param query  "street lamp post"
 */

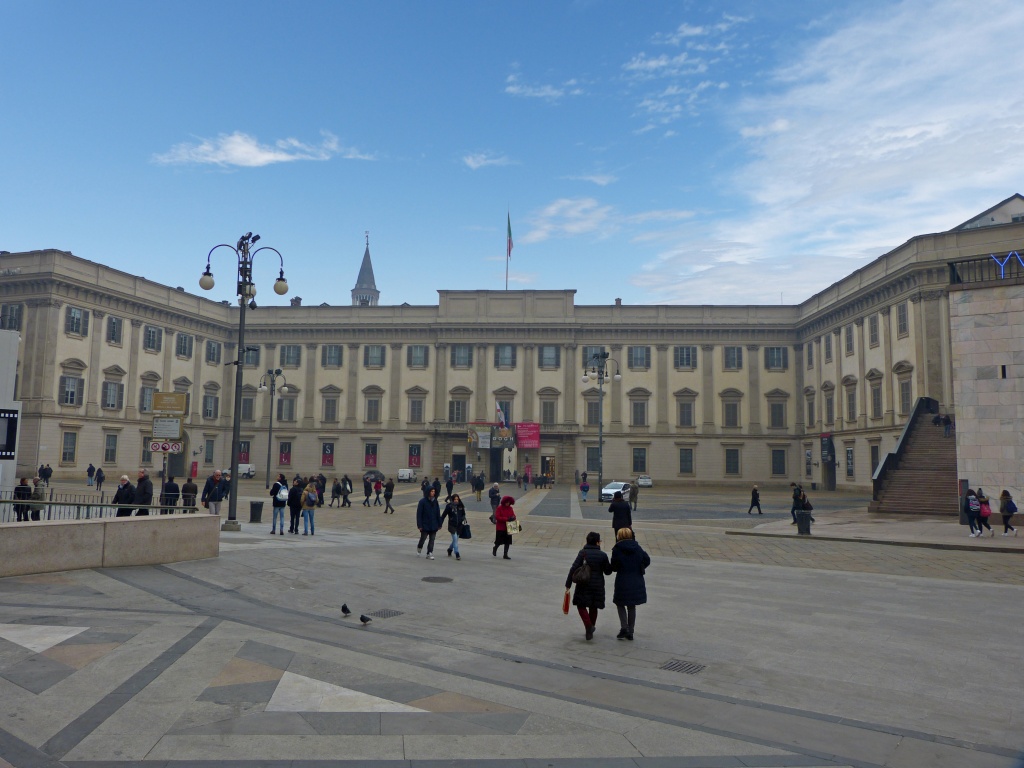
xmin=200 ymin=233 xmax=288 ymax=530
xmin=582 ymin=351 xmax=622 ymax=495
xmin=257 ymin=368 xmax=288 ymax=489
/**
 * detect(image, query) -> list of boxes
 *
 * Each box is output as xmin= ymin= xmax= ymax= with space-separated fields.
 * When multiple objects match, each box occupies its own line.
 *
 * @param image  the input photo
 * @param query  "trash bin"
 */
xmin=249 ymin=501 xmax=264 ymax=523
xmin=810 ymin=482 xmax=817 ymax=491
xmin=796 ymin=510 xmax=812 ymax=535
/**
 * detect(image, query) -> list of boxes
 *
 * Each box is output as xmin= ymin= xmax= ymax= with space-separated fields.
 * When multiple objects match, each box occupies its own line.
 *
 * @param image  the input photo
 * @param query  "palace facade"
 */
xmin=2 ymin=196 xmax=1023 ymax=494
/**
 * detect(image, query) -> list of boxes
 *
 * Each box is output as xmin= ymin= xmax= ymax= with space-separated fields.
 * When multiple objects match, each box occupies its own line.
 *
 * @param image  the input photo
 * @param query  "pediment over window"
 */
xmin=449 ymin=385 xmax=473 ymax=396
xmin=203 ymin=381 xmax=220 ymax=393
xmin=103 ymin=364 xmax=127 ymax=377
xmin=627 ymin=387 xmax=652 ymax=398
xmin=493 ymin=385 xmax=518 ymax=397
xmin=60 ymin=358 xmax=88 ymax=372
xmin=673 ymin=387 xmax=699 ymax=398
xmin=320 ymin=385 xmax=343 ymax=395
xmin=892 ymin=360 xmax=915 ymax=375
xmin=803 ymin=386 xmax=817 ymax=397
xmin=865 ymin=368 xmax=883 ymax=381
xmin=718 ymin=388 xmax=744 ymax=398
xmin=820 ymin=380 xmax=835 ymax=393
xmin=241 ymin=384 xmax=258 ymax=394
xmin=362 ymin=385 xmax=385 ymax=396
xmin=581 ymin=387 xmax=601 ymax=398
xmin=141 ymin=371 xmax=161 ymax=384
xmin=405 ymin=385 xmax=429 ymax=396
xmin=536 ymin=386 xmax=561 ymax=397
xmin=173 ymin=376 xmax=192 ymax=388
xmin=841 ymin=375 xmax=858 ymax=387
xmin=764 ymin=388 xmax=790 ymax=399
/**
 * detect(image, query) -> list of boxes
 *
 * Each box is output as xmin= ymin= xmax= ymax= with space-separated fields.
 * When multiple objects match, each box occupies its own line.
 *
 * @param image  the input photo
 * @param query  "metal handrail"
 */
xmin=871 ymin=396 xmax=937 ymax=501
xmin=0 ymin=500 xmax=208 ymax=524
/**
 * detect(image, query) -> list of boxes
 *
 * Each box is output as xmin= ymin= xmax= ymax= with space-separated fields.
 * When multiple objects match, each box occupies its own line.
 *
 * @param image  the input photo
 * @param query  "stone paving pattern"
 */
xmin=0 ymin=479 xmax=1021 ymax=767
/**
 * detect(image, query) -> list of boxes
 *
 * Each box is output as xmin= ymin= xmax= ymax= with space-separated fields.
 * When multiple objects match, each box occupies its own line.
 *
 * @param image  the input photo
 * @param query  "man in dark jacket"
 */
xmin=445 ymin=476 xmax=454 ymax=501
xmin=201 ymin=470 xmax=230 ymax=516
xmin=432 ymin=477 xmax=442 ymax=500
xmin=287 ymin=478 xmax=304 ymax=534
xmin=181 ymin=477 xmax=199 ymax=512
xmin=383 ymin=478 xmax=395 ymax=513
xmin=112 ymin=475 xmax=136 ymax=517
xmin=416 ymin=487 xmax=442 ymax=559
xmin=13 ymin=477 xmax=32 ymax=522
xmin=341 ymin=474 xmax=353 ymax=507
xmin=362 ymin=477 xmax=373 ymax=506
xmin=608 ymin=491 xmax=632 ymax=536
xmin=135 ymin=469 xmax=154 ymax=515
xmin=160 ymin=476 xmax=180 ymax=513
xmin=790 ymin=483 xmax=802 ymax=525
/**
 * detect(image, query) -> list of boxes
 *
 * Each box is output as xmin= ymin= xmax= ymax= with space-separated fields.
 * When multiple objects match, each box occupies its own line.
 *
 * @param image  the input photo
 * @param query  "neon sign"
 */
xmin=990 ymin=251 xmax=1023 ymax=279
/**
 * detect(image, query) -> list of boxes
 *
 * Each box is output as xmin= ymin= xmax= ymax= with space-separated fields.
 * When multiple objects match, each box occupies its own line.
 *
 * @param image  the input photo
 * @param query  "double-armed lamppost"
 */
xmin=582 ymin=350 xmax=622 ymax=495
xmin=200 ymin=233 xmax=288 ymax=530
xmin=257 ymin=368 xmax=288 ymax=489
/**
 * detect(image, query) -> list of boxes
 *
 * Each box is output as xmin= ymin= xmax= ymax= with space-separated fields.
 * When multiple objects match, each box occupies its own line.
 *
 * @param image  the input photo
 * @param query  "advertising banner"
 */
xmin=491 ymin=423 xmax=515 ymax=450
xmin=515 ymin=422 xmax=540 ymax=450
xmin=322 ymin=442 xmax=334 ymax=467
xmin=408 ymin=444 xmax=421 ymax=468
xmin=467 ymin=424 xmax=491 ymax=449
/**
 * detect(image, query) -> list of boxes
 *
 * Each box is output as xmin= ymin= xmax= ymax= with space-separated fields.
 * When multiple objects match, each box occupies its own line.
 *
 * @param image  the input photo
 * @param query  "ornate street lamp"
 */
xmin=199 ymin=233 xmax=288 ymax=530
xmin=257 ymin=368 xmax=288 ymax=489
xmin=582 ymin=351 xmax=622 ymax=496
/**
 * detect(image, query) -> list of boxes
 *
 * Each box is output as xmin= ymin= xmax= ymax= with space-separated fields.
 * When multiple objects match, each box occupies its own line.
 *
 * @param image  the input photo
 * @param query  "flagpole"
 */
xmin=505 ymin=211 xmax=512 ymax=291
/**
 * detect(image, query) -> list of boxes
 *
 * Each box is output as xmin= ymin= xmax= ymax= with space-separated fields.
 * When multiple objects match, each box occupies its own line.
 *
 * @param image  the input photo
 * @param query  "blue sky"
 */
xmin=2 ymin=0 xmax=1023 ymax=308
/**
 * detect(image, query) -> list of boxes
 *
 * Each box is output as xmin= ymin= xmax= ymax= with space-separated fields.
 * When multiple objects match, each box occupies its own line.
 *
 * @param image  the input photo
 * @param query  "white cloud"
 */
xmin=522 ymin=198 xmax=616 ymax=244
xmin=463 ymin=152 xmax=514 ymax=170
xmin=628 ymin=0 xmax=1024 ymax=305
xmin=152 ymin=131 xmax=368 ymax=167
xmin=505 ymin=73 xmax=583 ymax=101
xmin=567 ymin=173 xmax=617 ymax=187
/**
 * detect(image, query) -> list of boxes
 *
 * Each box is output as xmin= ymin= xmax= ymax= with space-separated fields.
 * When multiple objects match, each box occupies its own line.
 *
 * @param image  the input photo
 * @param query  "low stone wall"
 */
xmin=0 ymin=515 xmax=220 ymax=578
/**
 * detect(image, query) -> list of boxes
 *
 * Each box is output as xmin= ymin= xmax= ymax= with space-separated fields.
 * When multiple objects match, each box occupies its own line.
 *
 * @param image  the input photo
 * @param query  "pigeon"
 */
xmin=359 ymin=614 xmax=372 ymax=625
xmin=341 ymin=603 xmax=351 ymax=616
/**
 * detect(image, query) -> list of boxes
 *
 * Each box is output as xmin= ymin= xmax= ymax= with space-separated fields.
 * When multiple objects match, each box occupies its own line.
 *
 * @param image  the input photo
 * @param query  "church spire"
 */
xmin=351 ymin=231 xmax=380 ymax=307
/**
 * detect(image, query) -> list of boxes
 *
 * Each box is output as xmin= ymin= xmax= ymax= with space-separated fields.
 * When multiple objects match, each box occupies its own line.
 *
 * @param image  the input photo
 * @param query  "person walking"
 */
xmin=94 ymin=467 xmax=105 ymax=493
xmin=789 ymin=483 xmax=803 ymax=525
xmin=492 ymin=495 xmax=517 ymax=560
xmin=270 ymin=473 xmax=288 ymax=534
xmin=341 ymin=474 xmax=353 ymax=507
xmin=564 ymin=531 xmax=612 ymax=641
xmin=315 ymin=474 xmax=326 ymax=508
xmin=964 ymin=489 xmax=982 ymax=537
xmin=301 ymin=480 xmax=318 ymax=535
xmin=608 ymin=490 xmax=632 ymax=537
xmin=488 ymin=482 xmax=501 ymax=517
xmin=160 ymin=475 xmax=180 ymax=513
xmin=474 ymin=473 xmax=484 ymax=501
xmin=41 ymin=464 xmax=53 ymax=487
xmin=748 ymin=484 xmax=762 ymax=515
xmin=181 ymin=476 xmax=198 ymax=512
xmin=373 ymin=478 xmax=383 ymax=506
xmin=201 ymin=469 xmax=229 ymax=516
xmin=628 ymin=480 xmax=639 ymax=512
xmin=610 ymin=527 xmax=651 ymax=641
xmin=445 ymin=476 xmax=454 ymax=501
xmin=287 ymin=477 xmax=304 ymax=534
xmin=942 ymin=414 xmax=953 ymax=437
xmin=421 ymin=477 xmax=431 ymax=498
xmin=440 ymin=493 xmax=467 ymax=560
xmin=976 ymin=488 xmax=995 ymax=537
xmin=383 ymin=477 xmax=395 ymax=513
xmin=363 ymin=477 xmax=373 ymax=507
xmin=999 ymin=490 xmax=1018 ymax=536
xmin=13 ymin=477 xmax=32 ymax=522
xmin=432 ymin=477 xmax=442 ymax=500
xmin=30 ymin=477 xmax=46 ymax=521
xmin=86 ymin=463 xmax=95 ymax=486
xmin=416 ymin=486 xmax=442 ymax=559
xmin=112 ymin=475 xmax=136 ymax=518
xmin=330 ymin=478 xmax=342 ymax=507
xmin=135 ymin=469 xmax=154 ymax=516
xmin=580 ymin=478 xmax=590 ymax=502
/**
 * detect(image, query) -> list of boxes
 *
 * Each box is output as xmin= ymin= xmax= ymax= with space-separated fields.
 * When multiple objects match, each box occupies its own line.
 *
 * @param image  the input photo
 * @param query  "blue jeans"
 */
xmin=302 ymin=508 xmax=315 ymax=534
xmin=449 ymin=532 xmax=460 ymax=555
xmin=581 ymin=490 xmax=588 ymax=501
xmin=272 ymin=505 xmax=285 ymax=531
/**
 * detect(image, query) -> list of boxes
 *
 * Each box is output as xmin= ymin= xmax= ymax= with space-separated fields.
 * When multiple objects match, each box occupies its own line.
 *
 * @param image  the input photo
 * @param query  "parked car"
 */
xmin=221 ymin=464 xmax=256 ymax=479
xmin=636 ymin=475 xmax=654 ymax=488
xmin=600 ymin=481 xmax=631 ymax=502
xmin=362 ymin=469 xmax=385 ymax=484
xmin=397 ymin=468 xmax=418 ymax=482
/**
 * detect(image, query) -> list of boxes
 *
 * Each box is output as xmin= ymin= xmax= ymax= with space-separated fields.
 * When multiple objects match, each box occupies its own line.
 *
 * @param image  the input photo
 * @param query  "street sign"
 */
xmin=149 ymin=440 xmax=183 ymax=454
xmin=152 ymin=392 xmax=189 ymax=415
xmin=152 ymin=417 xmax=182 ymax=439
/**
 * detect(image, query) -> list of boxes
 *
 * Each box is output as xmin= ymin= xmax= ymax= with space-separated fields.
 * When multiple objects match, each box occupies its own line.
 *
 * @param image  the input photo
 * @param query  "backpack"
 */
xmin=967 ymin=496 xmax=980 ymax=513
xmin=305 ymin=490 xmax=318 ymax=505
xmin=1008 ymin=499 xmax=1018 ymax=515
xmin=275 ymin=485 xmax=289 ymax=503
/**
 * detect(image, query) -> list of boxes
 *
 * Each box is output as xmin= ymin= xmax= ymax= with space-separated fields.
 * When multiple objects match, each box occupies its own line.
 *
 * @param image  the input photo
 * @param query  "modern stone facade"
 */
xmin=1 ymin=196 xmax=1022 ymax=494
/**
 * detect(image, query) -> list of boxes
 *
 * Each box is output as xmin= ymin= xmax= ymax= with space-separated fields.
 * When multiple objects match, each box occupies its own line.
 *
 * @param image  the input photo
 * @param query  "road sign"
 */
xmin=149 ymin=440 xmax=183 ymax=454
xmin=152 ymin=392 xmax=189 ymax=415
xmin=152 ymin=417 xmax=181 ymax=439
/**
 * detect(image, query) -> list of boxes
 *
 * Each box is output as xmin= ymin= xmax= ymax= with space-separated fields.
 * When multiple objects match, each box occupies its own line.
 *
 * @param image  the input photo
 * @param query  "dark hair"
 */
xmin=613 ymin=491 xmax=623 ymax=500
xmin=586 ymin=531 xmax=601 ymax=545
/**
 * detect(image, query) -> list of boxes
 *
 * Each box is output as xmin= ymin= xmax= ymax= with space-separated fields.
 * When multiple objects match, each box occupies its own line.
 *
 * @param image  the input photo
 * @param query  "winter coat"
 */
xmin=135 ymin=477 xmax=154 ymax=508
xmin=331 ymin=481 xmax=342 ymax=500
xmin=302 ymin=484 xmax=319 ymax=510
xmin=363 ymin=479 xmax=372 ymax=497
xmin=287 ymin=484 xmax=304 ymax=514
xmin=160 ymin=481 xmax=180 ymax=506
xmin=181 ymin=480 xmax=198 ymax=507
xmin=416 ymin=495 xmax=442 ymax=532
xmin=564 ymin=544 xmax=612 ymax=609
xmin=384 ymin=480 xmax=394 ymax=498
xmin=608 ymin=499 xmax=632 ymax=531
xmin=271 ymin=481 xmax=289 ymax=508
xmin=494 ymin=497 xmax=516 ymax=532
xmin=202 ymin=475 xmax=229 ymax=504
xmin=440 ymin=501 xmax=466 ymax=533
xmin=112 ymin=483 xmax=136 ymax=514
xmin=488 ymin=486 xmax=501 ymax=510
xmin=13 ymin=483 xmax=31 ymax=516
xmin=610 ymin=538 xmax=650 ymax=606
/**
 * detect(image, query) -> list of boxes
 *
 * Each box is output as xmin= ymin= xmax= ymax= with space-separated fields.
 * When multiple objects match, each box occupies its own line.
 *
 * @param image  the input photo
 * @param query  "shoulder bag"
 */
xmin=570 ymin=550 xmax=591 ymax=584
xmin=506 ymin=518 xmax=521 ymax=535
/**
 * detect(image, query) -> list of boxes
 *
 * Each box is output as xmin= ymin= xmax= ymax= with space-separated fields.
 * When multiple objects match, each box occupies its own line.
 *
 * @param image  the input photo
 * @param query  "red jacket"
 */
xmin=495 ymin=497 xmax=516 ymax=531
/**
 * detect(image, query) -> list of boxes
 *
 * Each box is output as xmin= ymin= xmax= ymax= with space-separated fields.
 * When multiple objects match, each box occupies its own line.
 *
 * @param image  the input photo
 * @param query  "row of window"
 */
xmin=806 ymin=302 xmax=910 ymax=368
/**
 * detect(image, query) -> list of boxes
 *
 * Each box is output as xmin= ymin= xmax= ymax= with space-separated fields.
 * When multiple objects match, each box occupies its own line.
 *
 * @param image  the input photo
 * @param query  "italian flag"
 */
xmin=507 ymin=213 xmax=513 ymax=260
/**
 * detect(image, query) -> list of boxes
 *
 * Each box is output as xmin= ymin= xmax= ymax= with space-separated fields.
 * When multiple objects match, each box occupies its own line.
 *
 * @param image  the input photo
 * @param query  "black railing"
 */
xmin=949 ymin=252 xmax=1024 ymax=285
xmin=0 ymin=500 xmax=205 ymax=524
xmin=871 ymin=396 xmax=937 ymax=501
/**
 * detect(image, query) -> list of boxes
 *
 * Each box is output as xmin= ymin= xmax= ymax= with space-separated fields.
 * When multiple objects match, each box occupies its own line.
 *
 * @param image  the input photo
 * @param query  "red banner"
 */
xmin=279 ymin=449 xmax=291 ymax=466
xmin=515 ymin=422 xmax=540 ymax=450
xmin=408 ymin=444 xmax=421 ymax=468
xmin=322 ymin=442 xmax=334 ymax=467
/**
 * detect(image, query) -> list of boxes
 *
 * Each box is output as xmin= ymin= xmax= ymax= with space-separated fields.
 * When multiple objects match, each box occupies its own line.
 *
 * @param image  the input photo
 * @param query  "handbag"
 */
xmin=570 ymin=550 xmax=591 ymax=584
xmin=506 ymin=519 xmax=521 ymax=535
xmin=459 ymin=522 xmax=472 ymax=540
xmin=802 ymin=500 xmax=814 ymax=511
xmin=980 ymin=502 xmax=992 ymax=518
xmin=562 ymin=589 xmax=571 ymax=615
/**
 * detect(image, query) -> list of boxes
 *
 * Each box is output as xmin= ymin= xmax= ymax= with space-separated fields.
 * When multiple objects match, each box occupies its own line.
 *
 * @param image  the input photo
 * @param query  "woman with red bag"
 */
xmin=492 ymin=495 xmax=517 ymax=560
xmin=563 ymin=532 xmax=612 ymax=641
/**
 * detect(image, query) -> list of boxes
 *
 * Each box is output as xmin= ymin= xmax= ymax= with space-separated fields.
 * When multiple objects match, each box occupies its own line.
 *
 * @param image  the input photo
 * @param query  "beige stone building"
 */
xmin=2 ymin=195 xmax=1022 ymax=496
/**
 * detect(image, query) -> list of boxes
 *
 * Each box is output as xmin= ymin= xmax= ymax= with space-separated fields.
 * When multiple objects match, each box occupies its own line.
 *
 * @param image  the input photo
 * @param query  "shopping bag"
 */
xmin=459 ymin=522 xmax=472 ymax=540
xmin=506 ymin=519 xmax=521 ymax=535
xmin=561 ymin=590 xmax=571 ymax=615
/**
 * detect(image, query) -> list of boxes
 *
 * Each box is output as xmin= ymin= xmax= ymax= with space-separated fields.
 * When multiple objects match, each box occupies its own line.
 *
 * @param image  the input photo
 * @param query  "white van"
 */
xmin=397 ymin=468 xmax=418 ymax=482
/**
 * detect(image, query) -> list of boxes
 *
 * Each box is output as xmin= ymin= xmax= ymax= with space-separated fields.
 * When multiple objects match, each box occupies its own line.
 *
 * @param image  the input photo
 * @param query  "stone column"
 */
xmin=701 ymin=344 xmax=715 ymax=433
xmin=191 ymin=335 xmax=206 ymax=425
xmin=562 ymin=343 xmax=577 ymax=423
xmin=880 ymin=308 xmax=894 ymax=426
xmin=855 ymin=318 xmax=867 ymax=428
xmin=792 ymin=343 xmax=805 ymax=434
xmin=388 ymin=343 xmax=403 ymax=427
xmin=609 ymin=345 xmax=622 ymax=431
xmin=832 ymin=329 xmax=843 ymax=430
xmin=522 ymin=344 xmax=535 ymax=421
xmin=746 ymin=344 xmax=761 ymax=435
xmin=655 ymin=345 xmax=669 ymax=434
xmin=474 ymin=343 xmax=488 ymax=421
xmin=86 ymin=310 xmax=105 ymax=417
xmin=126 ymin=319 xmax=143 ymax=419
xmin=303 ymin=344 xmax=317 ymax=428
xmin=433 ymin=343 xmax=448 ymax=422
xmin=346 ymin=344 xmax=360 ymax=428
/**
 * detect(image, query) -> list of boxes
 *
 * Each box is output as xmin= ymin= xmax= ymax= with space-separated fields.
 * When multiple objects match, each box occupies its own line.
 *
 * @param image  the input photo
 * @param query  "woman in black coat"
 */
xmin=439 ymin=493 xmax=467 ymax=560
xmin=610 ymin=527 xmax=651 ymax=641
xmin=608 ymin=491 xmax=632 ymax=535
xmin=287 ymin=478 xmax=304 ymax=534
xmin=564 ymin=531 xmax=613 ymax=641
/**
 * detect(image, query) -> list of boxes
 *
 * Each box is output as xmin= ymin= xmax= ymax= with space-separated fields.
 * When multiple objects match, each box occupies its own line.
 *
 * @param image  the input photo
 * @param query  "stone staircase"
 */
xmin=869 ymin=411 xmax=960 ymax=516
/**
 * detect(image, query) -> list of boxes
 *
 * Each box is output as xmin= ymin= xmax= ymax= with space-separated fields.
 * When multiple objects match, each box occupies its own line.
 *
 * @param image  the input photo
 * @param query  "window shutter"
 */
xmin=737 ymin=347 xmax=743 ymax=369
xmin=494 ymin=347 xmax=499 ymax=367
xmin=363 ymin=346 xmax=370 ymax=367
xmin=75 ymin=377 xmax=84 ymax=405
xmin=81 ymin=311 xmax=89 ymax=337
xmin=64 ymin=308 xmax=74 ymax=334
xmin=380 ymin=346 xmax=386 ymax=367
xmin=764 ymin=347 xmax=769 ymax=368
xmin=59 ymin=376 xmax=68 ymax=403
xmin=422 ymin=347 xmax=429 ymax=366
xmin=322 ymin=345 xmax=328 ymax=367
xmin=782 ymin=347 xmax=788 ymax=369
xmin=511 ymin=347 xmax=517 ymax=367
xmin=407 ymin=347 xmax=413 ymax=367
xmin=466 ymin=347 xmax=472 ymax=367
xmin=117 ymin=383 xmax=125 ymax=410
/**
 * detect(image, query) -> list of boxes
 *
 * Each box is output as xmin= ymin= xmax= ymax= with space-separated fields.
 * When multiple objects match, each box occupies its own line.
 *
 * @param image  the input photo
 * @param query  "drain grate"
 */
xmin=660 ymin=659 xmax=706 ymax=675
xmin=421 ymin=576 xmax=454 ymax=583
xmin=366 ymin=609 xmax=404 ymax=619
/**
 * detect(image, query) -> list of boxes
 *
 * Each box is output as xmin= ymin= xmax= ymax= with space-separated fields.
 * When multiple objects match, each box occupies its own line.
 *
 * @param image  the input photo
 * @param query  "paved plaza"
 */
xmin=1 ymin=480 xmax=1022 ymax=768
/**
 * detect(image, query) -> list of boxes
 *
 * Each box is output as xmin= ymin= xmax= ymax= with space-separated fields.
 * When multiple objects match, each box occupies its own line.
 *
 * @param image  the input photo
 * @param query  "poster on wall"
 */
xmin=408 ymin=444 xmax=421 ymax=468
xmin=515 ymin=422 xmax=540 ymax=450
xmin=364 ymin=443 xmax=377 ymax=467
xmin=491 ymin=423 xmax=515 ymax=450
xmin=467 ymin=424 xmax=491 ymax=449
xmin=322 ymin=442 xmax=334 ymax=467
